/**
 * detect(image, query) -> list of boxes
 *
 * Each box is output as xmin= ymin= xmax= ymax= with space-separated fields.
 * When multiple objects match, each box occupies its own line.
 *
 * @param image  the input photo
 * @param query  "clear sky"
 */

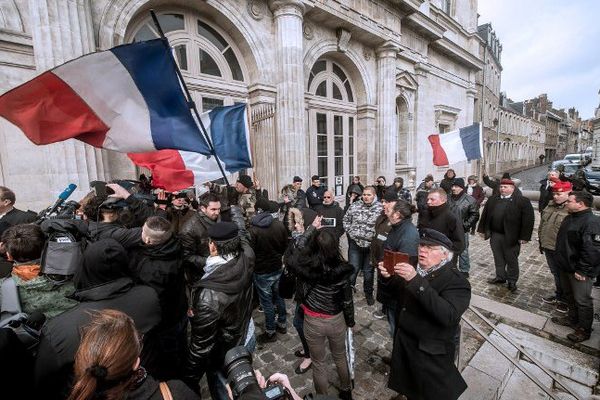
xmin=478 ymin=0 xmax=600 ymax=119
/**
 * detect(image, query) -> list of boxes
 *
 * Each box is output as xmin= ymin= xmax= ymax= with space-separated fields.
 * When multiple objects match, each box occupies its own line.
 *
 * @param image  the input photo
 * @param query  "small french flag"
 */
xmin=0 ymin=39 xmax=210 ymax=155
xmin=428 ymin=123 xmax=483 ymax=166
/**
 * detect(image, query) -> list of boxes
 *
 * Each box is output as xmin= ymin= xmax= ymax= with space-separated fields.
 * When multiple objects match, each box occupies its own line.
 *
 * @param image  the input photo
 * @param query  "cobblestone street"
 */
xmin=199 ymin=203 xmax=566 ymax=400
xmin=512 ymin=163 xmax=551 ymax=190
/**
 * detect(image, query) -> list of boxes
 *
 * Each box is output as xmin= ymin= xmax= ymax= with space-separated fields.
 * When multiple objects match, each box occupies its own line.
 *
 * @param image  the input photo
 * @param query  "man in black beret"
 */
xmin=379 ymin=228 xmax=471 ymax=400
xmin=183 ymin=207 xmax=255 ymax=396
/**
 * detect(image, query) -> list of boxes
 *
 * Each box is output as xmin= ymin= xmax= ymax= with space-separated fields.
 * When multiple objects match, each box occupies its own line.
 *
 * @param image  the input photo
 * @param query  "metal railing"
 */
xmin=459 ymin=305 xmax=584 ymax=400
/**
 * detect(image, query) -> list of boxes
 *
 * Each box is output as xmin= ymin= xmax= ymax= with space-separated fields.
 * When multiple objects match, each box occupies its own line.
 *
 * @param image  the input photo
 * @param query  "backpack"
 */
xmin=40 ymin=219 xmax=89 ymax=279
xmin=0 ymin=278 xmax=42 ymax=352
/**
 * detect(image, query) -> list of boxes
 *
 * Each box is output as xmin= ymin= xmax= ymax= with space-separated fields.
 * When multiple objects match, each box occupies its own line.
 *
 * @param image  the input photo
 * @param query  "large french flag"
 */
xmin=128 ymin=103 xmax=252 ymax=191
xmin=428 ymin=123 xmax=483 ymax=166
xmin=0 ymin=39 xmax=210 ymax=155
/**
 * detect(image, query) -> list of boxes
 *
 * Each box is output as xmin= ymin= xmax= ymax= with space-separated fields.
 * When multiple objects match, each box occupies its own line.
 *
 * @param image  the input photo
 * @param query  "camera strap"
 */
xmin=158 ymin=382 xmax=173 ymax=400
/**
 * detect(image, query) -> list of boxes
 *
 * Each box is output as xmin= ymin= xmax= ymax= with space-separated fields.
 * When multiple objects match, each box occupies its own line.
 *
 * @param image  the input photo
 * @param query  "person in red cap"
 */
xmin=538 ymin=179 xmax=572 ymax=312
xmin=477 ymin=178 xmax=534 ymax=292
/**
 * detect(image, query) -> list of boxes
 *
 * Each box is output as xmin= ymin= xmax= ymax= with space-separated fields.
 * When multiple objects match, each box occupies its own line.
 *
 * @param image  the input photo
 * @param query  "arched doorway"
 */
xmin=306 ymin=59 xmax=357 ymax=197
xmin=127 ymin=11 xmax=249 ymax=112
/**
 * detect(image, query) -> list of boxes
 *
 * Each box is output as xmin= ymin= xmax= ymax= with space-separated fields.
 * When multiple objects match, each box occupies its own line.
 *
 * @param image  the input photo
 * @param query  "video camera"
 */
xmin=224 ymin=346 xmax=290 ymax=400
xmin=36 ymin=184 xmax=80 ymax=222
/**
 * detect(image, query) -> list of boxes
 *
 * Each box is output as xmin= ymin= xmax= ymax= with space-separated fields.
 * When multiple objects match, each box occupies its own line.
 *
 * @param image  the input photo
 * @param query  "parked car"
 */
xmin=564 ymin=153 xmax=585 ymax=163
xmin=550 ymin=159 xmax=573 ymax=170
xmin=585 ymin=169 xmax=600 ymax=187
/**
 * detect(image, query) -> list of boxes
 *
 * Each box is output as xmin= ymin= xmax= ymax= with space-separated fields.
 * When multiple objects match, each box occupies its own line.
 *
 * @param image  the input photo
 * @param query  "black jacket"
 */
xmin=315 ymin=202 xmax=345 ymax=239
xmin=477 ymin=193 xmax=534 ymax=246
xmin=167 ymin=207 xmax=196 ymax=233
xmin=418 ymin=203 xmax=465 ymax=254
xmin=538 ymin=179 xmax=553 ymax=213
xmin=387 ymin=265 xmax=471 ymax=400
xmin=183 ymin=209 xmax=254 ymax=385
xmin=249 ymin=212 xmax=288 ymax=275
xmin=128 ymin=236 xmax=187 ymax=329
xmin=0 ymin=207 xmax=36 ymax=226
xmin=440 ymin=175 xmax=455 ymax=194
xmin=306 ymin=185 xmax=327 ymax=209
xmin=376 ymin=218 xmax=419 ymax=305
xmin=88 ymin=220 xmax=142 ymax=249
xmin=286 ymin=230 xmax=354 ymax=327
xmin=33 ymin=282 xmax=160 ymax=400
xmin=127 ymin=375 xmax=199 ymax=400
xmin=448 ymin=192 xmax=480 ymax=231
xmin=180 ymin=211 xmax=218 ymax=285
xmin=555 ymin=209 xmax=600 ymax=278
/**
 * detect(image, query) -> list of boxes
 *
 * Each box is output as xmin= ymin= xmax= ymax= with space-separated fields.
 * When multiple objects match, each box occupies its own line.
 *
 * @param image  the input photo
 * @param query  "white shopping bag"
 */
xmin=345 ymin=327 xmax=355 ymax=387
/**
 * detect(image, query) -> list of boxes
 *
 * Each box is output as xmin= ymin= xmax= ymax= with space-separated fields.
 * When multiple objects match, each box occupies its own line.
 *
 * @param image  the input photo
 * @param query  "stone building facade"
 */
xmin=0 ymin=0 xmax=483 ymax=210
xmin=473 ymin=22 xmax=502 ymax=175
xmin=592 ymin=91 xmax=600 ymax=170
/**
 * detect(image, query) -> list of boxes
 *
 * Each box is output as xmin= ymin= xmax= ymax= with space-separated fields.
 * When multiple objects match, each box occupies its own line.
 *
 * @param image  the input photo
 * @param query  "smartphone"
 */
xmin=321 ymin=217 xmax=336 ymax=227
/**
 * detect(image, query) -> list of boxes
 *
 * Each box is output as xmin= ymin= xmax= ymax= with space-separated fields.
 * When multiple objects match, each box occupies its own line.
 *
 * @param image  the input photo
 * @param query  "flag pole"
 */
xmin=149 ymin=9 xmax=230 ymax=186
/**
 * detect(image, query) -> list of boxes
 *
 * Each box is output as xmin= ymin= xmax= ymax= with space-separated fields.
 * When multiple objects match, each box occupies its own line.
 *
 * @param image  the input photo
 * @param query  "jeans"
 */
xmin=544 ymin=250 xmax=564 ymax=301
xmin=490 ymin=232 xmax=521 ymax=284
xmin=348 ymin=239 xmax=374 ymax=296
xmin=293 ymin=303 xmax=310 ymax=358
xmin=304 ymin=313 xmax=351 ymax=394
xmin=253 ymin=271 xmax=287 ymax=333
xmin=458 ymin=232 xmax=470 ymax=273
xmin=560 ymin=269 xmax=594 ymax=331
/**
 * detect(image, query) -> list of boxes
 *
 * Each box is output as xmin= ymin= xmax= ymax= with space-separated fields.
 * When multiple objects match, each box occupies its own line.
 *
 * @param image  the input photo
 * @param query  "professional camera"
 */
xmin=224 ymin=346 xmax=290 ymax=400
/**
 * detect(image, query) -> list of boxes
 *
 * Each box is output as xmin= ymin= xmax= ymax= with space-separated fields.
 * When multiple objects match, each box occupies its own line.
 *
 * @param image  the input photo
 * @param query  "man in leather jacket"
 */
xmin=180 ymin=193 xmax=222 ymax=286
xmin=551 ymin=191 xmax=600 ymax=343
xmin=448 ymin=178 xmax=479 ymax=277
xmin=183 ymin=207 xmax=255 ymax=399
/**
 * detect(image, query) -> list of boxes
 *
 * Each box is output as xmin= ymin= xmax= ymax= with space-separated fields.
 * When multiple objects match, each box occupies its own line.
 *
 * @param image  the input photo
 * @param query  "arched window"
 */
xmin=307 ymin=59 xmax=356 ymax=197
xmin=129 ymin=12 xmax=248 ymax=112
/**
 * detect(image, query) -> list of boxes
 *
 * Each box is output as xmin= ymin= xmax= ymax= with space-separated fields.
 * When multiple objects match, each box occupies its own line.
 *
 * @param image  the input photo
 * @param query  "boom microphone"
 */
xmin=46 ymin=184 xmax=77 ymax=216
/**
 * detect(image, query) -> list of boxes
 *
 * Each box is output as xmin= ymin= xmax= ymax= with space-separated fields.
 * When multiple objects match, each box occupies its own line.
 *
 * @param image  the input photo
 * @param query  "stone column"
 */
xmin=269 ymin=0 xmax=307 ymax=189
xmin=23 ymin=0 xmax=130 ymax=207
xmin=375 ymin=41 xmax=399 ymax=179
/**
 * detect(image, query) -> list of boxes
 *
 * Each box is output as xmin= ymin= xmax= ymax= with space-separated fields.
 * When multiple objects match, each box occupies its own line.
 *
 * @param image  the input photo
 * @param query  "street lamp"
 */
xmin=493 ymin=117 xmax=500 ymax=174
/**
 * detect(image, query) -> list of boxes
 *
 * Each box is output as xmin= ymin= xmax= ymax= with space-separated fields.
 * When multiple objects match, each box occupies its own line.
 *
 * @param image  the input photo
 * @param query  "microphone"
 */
xmin=46 ymin=184 xmax=77 ymax=216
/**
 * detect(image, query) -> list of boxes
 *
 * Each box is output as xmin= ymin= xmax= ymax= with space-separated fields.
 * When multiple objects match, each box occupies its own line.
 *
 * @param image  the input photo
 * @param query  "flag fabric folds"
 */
xmin=0 ymin=39 xmax=210 ymax=155
xmin=428 ymin=123 xmax=482 ymax=166
xmin=128 ymin=103 xmax=252 ymax=191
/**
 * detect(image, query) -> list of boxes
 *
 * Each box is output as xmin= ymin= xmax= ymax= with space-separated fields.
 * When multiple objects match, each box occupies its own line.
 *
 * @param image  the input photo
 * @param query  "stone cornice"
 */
xmin=429 ymin=4 xmax=473 ymax=38
xmin=430 ymin=38 xmax=483 ymax=71
xmin=403 ymin=12 xmax=445 ymax=42
xmin=376 ymin=40 xmax=401 ymax=58
xmin=385 ymin=0 xmax=423 ymax=15
xmin=0 ymin=29 xmax=32 ymax=47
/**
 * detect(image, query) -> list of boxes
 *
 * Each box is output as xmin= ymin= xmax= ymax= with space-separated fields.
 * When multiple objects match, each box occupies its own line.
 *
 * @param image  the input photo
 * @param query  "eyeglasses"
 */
xmin=323 ymin=196 xmax=332 ymax=198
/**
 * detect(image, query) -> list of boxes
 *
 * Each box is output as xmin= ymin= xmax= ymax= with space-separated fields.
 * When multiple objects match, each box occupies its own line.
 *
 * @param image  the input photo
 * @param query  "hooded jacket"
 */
xmin=418 ymin=202 xmax=465 ymax=254
xmin=249 ymin=212 xmax=288 ymax=275
xmin=315 ymin=201 xmax=345 ymax=239
xmin=33 ymin=239 xmax=161 ymax=400
xmin=183 ymin=208 xmax=255 ymax=384
xmin=343 ymin=199 xmax=383 ymax=248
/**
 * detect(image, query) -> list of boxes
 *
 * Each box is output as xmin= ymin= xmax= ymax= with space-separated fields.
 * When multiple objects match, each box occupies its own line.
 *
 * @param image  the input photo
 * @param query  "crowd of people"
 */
xmin=0 ymin=165 xmax=599 ymax=400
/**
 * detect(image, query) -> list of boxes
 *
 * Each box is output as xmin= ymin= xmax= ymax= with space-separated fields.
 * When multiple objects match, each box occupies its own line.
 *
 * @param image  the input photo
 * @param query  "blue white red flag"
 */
xmin=428 ymin=122 xmax=482 ymax=166
xmin=128 ymin=103 xmax=252 ymax=191
xmin=0 ymin=39 xmax=210 ymax=155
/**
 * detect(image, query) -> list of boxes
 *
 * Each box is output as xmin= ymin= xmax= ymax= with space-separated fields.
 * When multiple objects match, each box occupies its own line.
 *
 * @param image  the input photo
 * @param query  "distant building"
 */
xmin=591 ymin=90 xmax=600 ymax=170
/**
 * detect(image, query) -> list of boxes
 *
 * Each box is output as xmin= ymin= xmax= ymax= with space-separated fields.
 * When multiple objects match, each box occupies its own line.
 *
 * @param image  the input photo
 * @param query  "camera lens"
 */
xmin=224 ymin=346 xmax=257 ymax=397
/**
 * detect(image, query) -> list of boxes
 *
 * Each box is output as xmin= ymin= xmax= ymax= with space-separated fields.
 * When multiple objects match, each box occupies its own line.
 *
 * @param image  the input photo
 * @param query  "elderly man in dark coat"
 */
xmin=477 ymin=178 xmax=534 ymax=292
xmin=378 ymin=229 xmax=471 ymax=400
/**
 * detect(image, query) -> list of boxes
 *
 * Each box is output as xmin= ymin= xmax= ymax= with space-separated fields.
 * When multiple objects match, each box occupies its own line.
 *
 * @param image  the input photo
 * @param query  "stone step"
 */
xmin=460 ymin=323 xmax=598 ymax=400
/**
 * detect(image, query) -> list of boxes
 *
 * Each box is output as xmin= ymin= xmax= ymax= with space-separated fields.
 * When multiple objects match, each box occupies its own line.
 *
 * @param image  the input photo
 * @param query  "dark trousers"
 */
xmin=560 ymin=270 xmax=594 ymax=332
xmin=348 ymin=239 xmax=374 ymax=296
xmin=544 ymin=250 xmax=564 ymax=301
xmin=490 ymin=232 xmax=521 ymax=284
xmin=293 ymin=303 xmax=310 ymax=358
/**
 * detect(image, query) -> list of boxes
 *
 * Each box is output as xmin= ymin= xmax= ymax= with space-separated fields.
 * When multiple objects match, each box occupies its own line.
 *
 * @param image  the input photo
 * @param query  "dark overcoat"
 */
xmin=387 ymin=264 xmax=471 ymax=400
xmin=477 ymin=193 xmax=534 ymax=246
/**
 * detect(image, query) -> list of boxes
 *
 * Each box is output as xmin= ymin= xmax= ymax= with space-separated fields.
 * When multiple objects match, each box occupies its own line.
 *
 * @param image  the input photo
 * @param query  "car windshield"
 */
xmin=563 ymin=165 xmax=579 ymax=174
xmin=564 ymin=155 xmax=582 ymax=161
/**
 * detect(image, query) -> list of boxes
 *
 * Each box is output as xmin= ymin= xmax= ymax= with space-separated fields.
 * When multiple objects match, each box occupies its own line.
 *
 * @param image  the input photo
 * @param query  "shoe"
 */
xmin=294 ymin=349 xmax=307 ymax=358
xmin=373 ymin=309 xmax=386 ymax=319
xmin=487 ymin=277 xmax=506 ymax=284
xmin=295 ymin=360 xmax=312 ymax=374
xmin=257 ymin=305 xmax=264 ymax=313
xmin=555 ymin=302 xmax=568 ymax=313
xmin=542 ymin=295 xmax=557 ymax=304
xmin=256 ymin=331 xmax=276 ymax=344
xmin=339 ymin=389 xmax=353 ymax=400
xmin=507 ymin=282 xmax=517 ymax=293
xmin=366 ymin=295 xmax=375 ymax=306
xmin=276 ymin=324 xmax=287 ymax=334
xmin=567 ymin=327 xmax=591 ymax=343
xmin=551 ymin=316 xmax=576 ymax=328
